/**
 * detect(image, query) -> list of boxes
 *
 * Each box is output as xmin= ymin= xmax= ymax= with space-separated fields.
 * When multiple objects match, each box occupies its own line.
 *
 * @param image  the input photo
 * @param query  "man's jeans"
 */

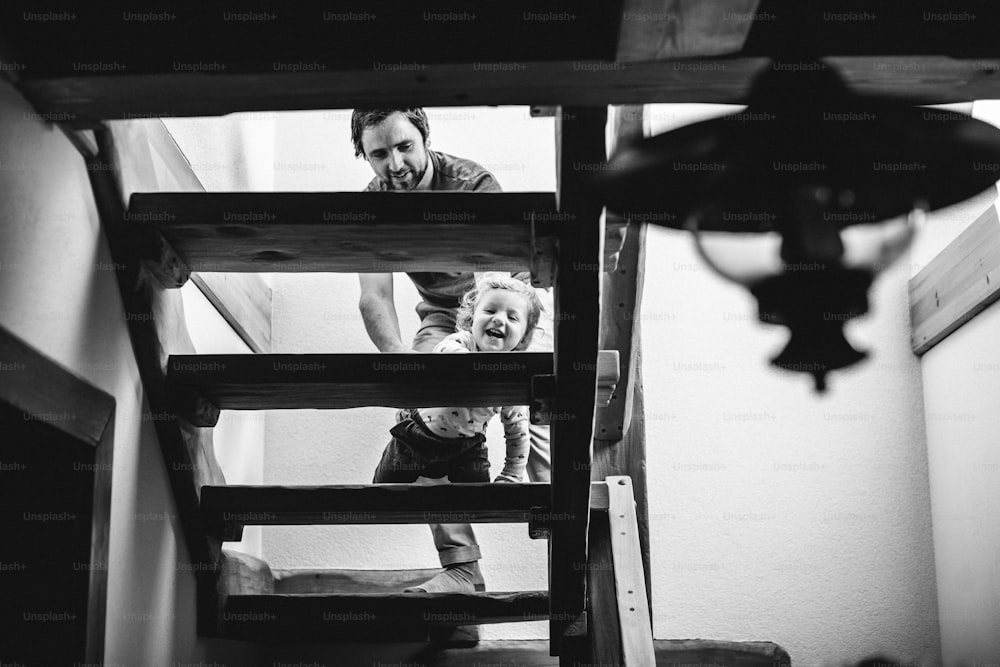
xmin=409 ymin=298 xmax=552 ymax=566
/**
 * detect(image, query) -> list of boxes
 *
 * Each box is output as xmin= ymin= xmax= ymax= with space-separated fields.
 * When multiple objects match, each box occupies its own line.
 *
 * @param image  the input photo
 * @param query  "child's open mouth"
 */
xmin=485 ymin=328 xmax=505 ymax=339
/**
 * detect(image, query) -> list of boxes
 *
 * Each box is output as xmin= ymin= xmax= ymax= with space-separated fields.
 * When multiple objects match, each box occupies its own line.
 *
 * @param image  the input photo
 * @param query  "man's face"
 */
xmin=360 ymin=112 xmax=430 ymax=191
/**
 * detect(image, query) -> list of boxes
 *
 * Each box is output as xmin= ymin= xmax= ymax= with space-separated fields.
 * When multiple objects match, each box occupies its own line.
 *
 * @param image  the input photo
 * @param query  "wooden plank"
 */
xmin=88 ymin=125 xmax=226 ymax=635
xmin=167 ymin=352 xmax=553 ymax=424
xmin=549 ymin=105 xmax=606 ymax=650
xmin=424 ymin=639 xmax=791 ymax=666
xmin=201 ymin=483 xmax=552 ymax=541
xmin=189 ymin=273 xmax=272 ymax=353
xmin=3 ymin=2 xmax=618 ymax=79
xmin=129 ymin=191 xmax=556 ymax=275
xmin=0 ymin=325 xmax=116 ymax=663
xmin=607 ymin=476 xmax=655 ymax=666
xmin=616 ymin=0 xmax=759 ymax=62
xmin=19 ymin=56 xmax=1000 ymax=121
xmin=910 ymin=203 xmax=1000 ymax=355
xmin=593 ymin=357 xmax=652 ymax=609
xmin=220 ymin=590 xmax=550 ymax=639
xmin=596 ymin=104 xmax=647 ymax=442
xmin=0 ymin=325 xmax=116 ymax=448
xmin=587 ymin=493 xmax=623 ymax=665
xmin=273 ymin=568 xmax=446 ymax=595
xmin=85 ymin=412 xmax=113 ymax=663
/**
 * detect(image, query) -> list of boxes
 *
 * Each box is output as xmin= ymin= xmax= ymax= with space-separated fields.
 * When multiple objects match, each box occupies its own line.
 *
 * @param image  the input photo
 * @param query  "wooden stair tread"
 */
xmin=129 ymin=191 xmax=556 ymax=274
xmin=169 ymin=352 xmax=552 ymax=416
xmin=203 ymin=482 xmax=551 ymax=541
xmin=218 ymin=590 xmax=548 ymax=642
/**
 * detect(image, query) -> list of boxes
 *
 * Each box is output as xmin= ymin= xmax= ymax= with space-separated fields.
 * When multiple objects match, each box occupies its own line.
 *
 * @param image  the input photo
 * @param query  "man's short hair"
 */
xmin=351 ymin=108 xmax=430 ymax=158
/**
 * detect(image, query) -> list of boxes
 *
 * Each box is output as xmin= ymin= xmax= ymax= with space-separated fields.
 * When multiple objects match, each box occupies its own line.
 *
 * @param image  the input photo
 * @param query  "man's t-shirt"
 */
xmin=364 ymin=150 xmax=501 ymax=308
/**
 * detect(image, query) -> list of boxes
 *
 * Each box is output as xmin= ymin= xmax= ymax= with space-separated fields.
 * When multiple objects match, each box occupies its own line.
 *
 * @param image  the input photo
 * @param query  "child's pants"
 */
xmin=373 ymin=408 xmax=490 ymax=566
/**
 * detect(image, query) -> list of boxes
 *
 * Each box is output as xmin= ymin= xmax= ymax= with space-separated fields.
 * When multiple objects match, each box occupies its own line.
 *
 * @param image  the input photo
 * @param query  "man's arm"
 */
xmin=358 ymin=273 xmax=413 ymax=353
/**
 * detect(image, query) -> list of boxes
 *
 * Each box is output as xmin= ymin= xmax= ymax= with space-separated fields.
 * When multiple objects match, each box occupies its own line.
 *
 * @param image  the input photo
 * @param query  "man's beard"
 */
xmin=389 ymin=160 xmax=428 ymax=191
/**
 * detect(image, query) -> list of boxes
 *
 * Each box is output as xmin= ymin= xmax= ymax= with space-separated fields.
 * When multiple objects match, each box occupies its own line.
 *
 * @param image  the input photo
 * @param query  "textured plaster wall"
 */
xmin=0 ymin=86 xmax=259 ymax=664
xmin=909 ymin=100 xmax=1000 ymax=667
xmin=641 ymin=105 xmax=941 ymax=665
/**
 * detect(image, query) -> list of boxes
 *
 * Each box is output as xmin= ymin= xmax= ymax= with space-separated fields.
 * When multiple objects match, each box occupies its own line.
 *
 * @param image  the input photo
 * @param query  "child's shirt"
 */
xmin=417 ymin=331 xmax=529 ymax=482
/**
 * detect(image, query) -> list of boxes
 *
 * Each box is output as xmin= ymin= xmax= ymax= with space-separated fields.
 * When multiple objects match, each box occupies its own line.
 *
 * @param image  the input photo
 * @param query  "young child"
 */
xmin=372 ymin=272 xmax=544 ymax=592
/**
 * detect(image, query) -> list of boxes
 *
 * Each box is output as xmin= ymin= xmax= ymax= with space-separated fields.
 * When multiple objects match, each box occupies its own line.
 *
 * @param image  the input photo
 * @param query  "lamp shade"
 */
xmin=592 ymin=62 xmax=1000 ymax=232
xmin=589 ymin=60 xmax=1000 ymax=392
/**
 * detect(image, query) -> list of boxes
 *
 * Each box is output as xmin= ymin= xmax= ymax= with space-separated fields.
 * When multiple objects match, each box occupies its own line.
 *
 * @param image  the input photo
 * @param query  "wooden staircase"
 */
xmin=79 ymin=106 xmax=645 ymax=662
xmin=58 ymin=96 xmax=797 ymax=663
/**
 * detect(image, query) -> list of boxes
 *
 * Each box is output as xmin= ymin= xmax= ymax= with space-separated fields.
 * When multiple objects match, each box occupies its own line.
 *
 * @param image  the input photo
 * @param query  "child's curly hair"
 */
xmin=456 ymin=273 xmax=544 ymax=351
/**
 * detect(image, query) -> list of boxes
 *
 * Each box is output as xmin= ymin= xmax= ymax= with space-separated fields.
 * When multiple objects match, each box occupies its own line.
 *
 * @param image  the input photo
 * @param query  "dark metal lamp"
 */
xmin=592 ymin=60 xmax=1000 ymax=392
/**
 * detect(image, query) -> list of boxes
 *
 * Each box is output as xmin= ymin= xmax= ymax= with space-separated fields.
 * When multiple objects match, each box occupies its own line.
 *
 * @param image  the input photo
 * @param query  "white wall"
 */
xmin=909 ymin=100 xmax=1000 ymax=667
xmin=0 ymin=85 xmax=260 ymax=663
xmin=642 ymin=105 xmax=941 ymax=665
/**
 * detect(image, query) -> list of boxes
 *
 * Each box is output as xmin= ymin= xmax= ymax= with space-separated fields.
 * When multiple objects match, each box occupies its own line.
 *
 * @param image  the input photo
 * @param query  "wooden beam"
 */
xmin=3 ymin=2 xmax=619 ymax=79
xmin=550 ymin=105 xmax=606 ymax=650
xmin=910 ymin=203 xmax=1000 ymax=355
xmin=201 ymin=482 xmax=552 ymax=541
xmin=587 ymin=497 xmax=623 ymax=665
xmin=220 ymin=590 xmax=549 ymax=641
xmin=19 ymin=56 xmax=1000 ymax=121
xmin=616 ymin=0 xmax=760 ymax=62
xmin=88 ymin=125 xmax=226 ymax=636
xmin=0 ymin=325 xmax=116 ymax=663
xmin=167 ymin=352 xmax=553 ymax=425
xmin=129 ymin=191 xmax=557 ymax=276
xmin=273 ymin=568 xmax=450 ymax=595
xmin=420 ymin=638 xmax=792 ymax=665
xmin=0 ymin=325 xmax=116 ymax=448
xmin=596 ymin=104 xmax=647 ymax=441
xmin=606 ymin=476 xmax=655 ymax=665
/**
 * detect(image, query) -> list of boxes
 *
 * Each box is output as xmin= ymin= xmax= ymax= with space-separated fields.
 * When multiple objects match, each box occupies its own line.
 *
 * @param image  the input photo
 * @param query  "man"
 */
xmin=352 ymin=108 xmax=552 ymax=593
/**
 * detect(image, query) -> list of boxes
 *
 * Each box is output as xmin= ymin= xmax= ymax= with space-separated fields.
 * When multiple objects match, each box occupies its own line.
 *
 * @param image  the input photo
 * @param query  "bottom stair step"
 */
xmin=219 ymin=591 xmax=549 ymax=642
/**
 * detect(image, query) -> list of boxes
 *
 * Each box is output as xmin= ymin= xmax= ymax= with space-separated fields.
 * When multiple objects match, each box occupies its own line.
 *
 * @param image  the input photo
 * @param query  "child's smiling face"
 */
xmin=471 ymin=288 xmax=530 ymax=352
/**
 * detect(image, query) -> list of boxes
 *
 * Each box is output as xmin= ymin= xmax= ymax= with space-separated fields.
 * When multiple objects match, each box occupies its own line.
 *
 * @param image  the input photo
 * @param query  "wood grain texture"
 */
xmin=220 ymin=590 xmax=550 ymax=640
xmin=272 ymin=568 xmax=447 ymax=595
xmin=130 ymin=191 xmax=556 ymax=276
xmin=419 ymin=638 xmax=791 ymax=666
xmin=616 ymin=0 xmax=760 ymax=62
xmin=201 ymin=483 xmax=552 ymax=541
xmin=90 ymin=124 xmax=226 ymax=635
xmin=549 ymin=105 xmax=606 ymax=649
xmin=20 ymin=56 xmax=1000 ymax=121
xmin=596 ymin=104 xmax=647 ymax=442
xmin=593 ymin=357 xmax=652 ymax=610
xmin=167 ymin=352 xmax=553 ymax=425
xmin=607 ymin=476 xmax=655 ymax=665
xmin=587 ymin=497 xmax=623 ymax=666
xmin=910 ymin=203 xmax=1000 ymax=355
